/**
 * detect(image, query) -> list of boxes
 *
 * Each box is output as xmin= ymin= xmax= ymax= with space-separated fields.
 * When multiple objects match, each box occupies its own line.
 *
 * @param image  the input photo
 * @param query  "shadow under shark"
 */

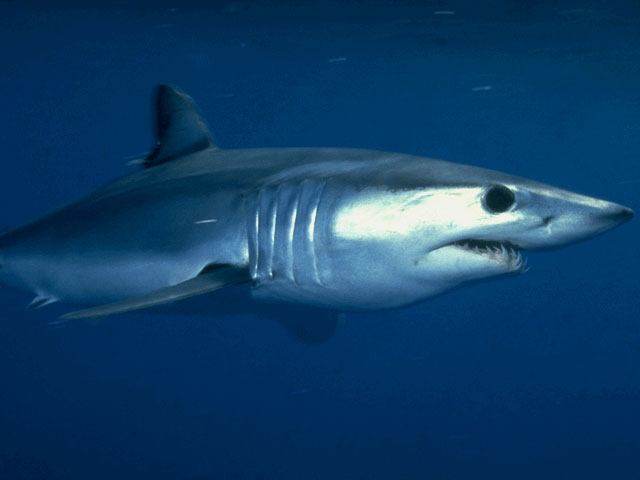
xmin=0 ymin=85 xmax=633 ymax=341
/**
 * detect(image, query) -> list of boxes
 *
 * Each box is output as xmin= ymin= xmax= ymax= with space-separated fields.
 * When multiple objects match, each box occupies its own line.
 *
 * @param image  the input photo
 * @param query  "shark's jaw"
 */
xmin=426 ymin=239 xmax=527 ymax=276
xmin=450 ymin=239 xmax=525 ymax=271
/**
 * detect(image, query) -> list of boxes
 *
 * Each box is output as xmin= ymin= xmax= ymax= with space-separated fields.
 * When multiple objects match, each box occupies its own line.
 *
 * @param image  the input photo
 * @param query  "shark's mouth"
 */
xmin=448 ymin=239 xmax=526 ymax=272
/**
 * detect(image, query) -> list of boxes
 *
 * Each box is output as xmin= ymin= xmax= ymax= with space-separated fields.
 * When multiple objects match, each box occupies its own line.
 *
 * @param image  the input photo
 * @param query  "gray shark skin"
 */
xmin=0 ymin=85 xmax=634 ymax=324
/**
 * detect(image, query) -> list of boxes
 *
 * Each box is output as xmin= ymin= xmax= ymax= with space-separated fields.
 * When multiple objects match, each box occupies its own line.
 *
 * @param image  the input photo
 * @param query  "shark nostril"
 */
xmin=542 ymin=216 xmax=553 ymax=226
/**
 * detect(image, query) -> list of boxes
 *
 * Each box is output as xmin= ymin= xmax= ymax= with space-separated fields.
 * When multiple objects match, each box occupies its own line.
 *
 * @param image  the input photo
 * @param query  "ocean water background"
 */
xmin=0 ymin=1 xmax=639 ymax=479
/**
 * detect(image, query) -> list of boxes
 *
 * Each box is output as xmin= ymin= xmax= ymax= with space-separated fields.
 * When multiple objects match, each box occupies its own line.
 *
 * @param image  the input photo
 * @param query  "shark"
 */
xmin=0 ymin=85 xmax=634 ymax=336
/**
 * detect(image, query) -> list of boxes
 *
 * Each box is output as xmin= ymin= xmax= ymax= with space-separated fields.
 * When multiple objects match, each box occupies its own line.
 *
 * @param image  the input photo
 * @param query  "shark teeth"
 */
xmin=451 ymin=239 xmax=526 ymax=272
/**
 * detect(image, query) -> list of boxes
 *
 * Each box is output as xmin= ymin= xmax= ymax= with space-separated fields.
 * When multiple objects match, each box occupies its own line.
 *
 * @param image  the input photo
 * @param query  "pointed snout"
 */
xmin=512 ymin=187 xmax=634 ymax=250
xmin=598 ymin=204 xmax=634 ymax=225
xmin=552 ymin=197 xmax=634 ymax=246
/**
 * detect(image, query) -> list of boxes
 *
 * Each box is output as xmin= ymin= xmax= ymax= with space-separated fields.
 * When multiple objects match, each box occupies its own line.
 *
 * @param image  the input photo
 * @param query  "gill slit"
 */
xmin=308 ymin=181 xmax=325 ymax=285
xmin=288 ymin=189 xmax=300 ymax=284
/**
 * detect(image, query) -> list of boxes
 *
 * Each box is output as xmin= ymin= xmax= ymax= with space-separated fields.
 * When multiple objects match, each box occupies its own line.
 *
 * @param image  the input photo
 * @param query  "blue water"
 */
xmin=1 ymin=2 xmax=639 ymax=479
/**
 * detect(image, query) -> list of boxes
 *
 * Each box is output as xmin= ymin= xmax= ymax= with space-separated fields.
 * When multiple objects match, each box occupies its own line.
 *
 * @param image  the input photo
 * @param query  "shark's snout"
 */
xmin=586 ymin=200 xmax=634 ymax=236
xmin=599 ymin=204 xmax=634 ymax=224
xmin=514 ymin=191 xmax=634 ymax=251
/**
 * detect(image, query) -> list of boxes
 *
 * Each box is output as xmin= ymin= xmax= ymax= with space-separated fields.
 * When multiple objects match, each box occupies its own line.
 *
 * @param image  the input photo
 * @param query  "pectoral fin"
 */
xmin=61 ymin=265 xmax=250 ymax=320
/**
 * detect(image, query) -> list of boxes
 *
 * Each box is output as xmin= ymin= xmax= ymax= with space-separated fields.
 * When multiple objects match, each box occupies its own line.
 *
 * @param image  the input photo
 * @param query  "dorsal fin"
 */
xmin=144 ymin=85 xmax=216 ymax=168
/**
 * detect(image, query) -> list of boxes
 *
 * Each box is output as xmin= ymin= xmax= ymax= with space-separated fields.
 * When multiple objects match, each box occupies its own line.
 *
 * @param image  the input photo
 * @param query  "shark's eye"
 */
xmin=484 ymin=185 xmax=515 ymax=213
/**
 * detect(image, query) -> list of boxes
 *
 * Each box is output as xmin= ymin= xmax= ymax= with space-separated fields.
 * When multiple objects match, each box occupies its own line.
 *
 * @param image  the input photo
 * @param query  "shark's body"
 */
xmin=0 ymin=86 xmax=633 ymax=325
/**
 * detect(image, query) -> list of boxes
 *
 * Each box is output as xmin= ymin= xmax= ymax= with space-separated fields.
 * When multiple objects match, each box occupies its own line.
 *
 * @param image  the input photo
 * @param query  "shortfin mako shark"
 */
xmin=0 ymin=85 xmax=634 ymax=336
